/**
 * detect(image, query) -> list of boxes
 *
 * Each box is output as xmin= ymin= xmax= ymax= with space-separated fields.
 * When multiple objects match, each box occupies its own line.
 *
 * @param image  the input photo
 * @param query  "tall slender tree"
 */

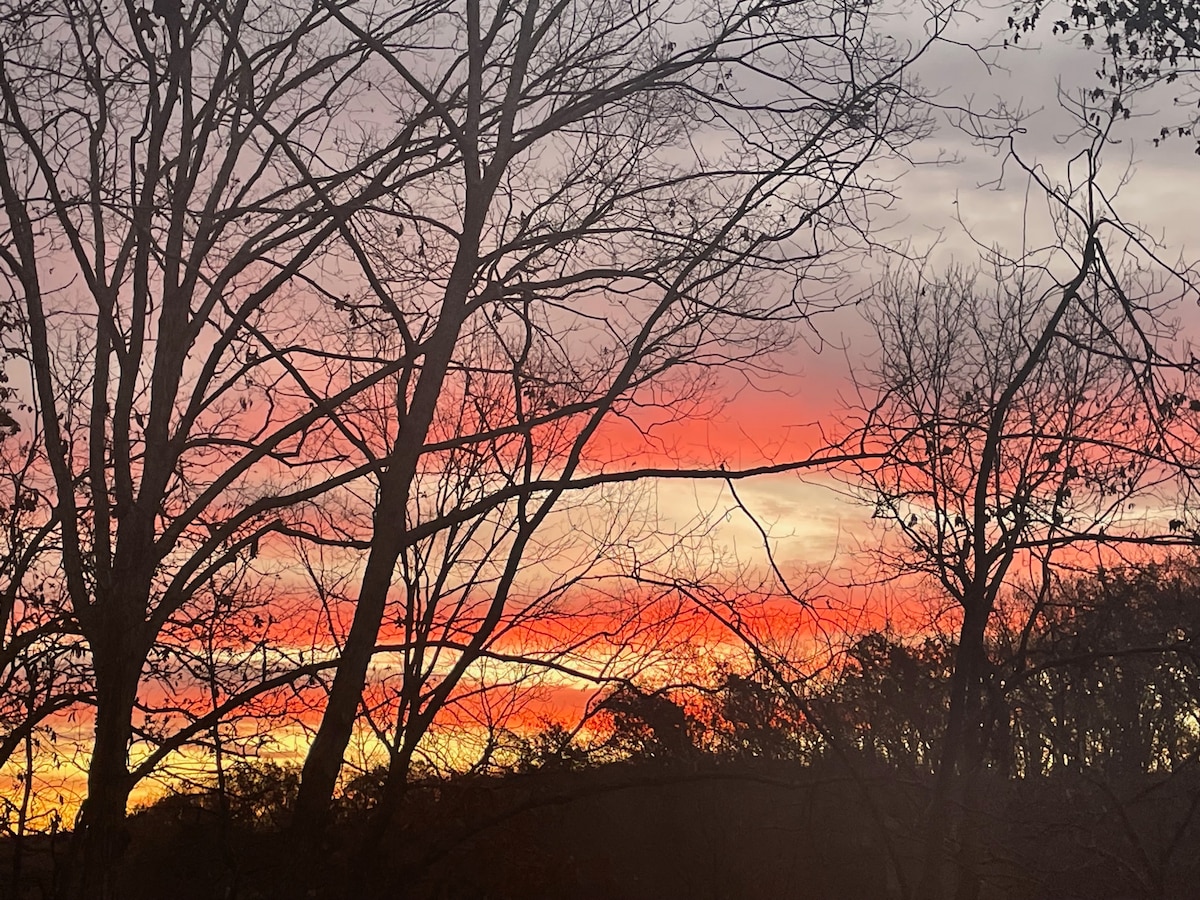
xmin=287 ymin=0 xmax=960 ymax=834
xmin=0 ymin=0 xmax=457 ymax=893
xmin=844 ymin=116 xmax=1200 ymax=900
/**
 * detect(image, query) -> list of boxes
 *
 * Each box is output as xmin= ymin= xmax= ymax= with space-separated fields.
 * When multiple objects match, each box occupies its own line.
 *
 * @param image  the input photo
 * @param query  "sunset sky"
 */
xmin=7 ymin=0 xmax=1200 ymax=838
xmin=677 ymin=16 xmax=1200 ymax=578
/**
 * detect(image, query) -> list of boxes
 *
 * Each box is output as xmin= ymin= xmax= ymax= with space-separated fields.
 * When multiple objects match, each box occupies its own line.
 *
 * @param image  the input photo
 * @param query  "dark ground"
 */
xmin=3 ymin=758 xmax=1199 ymax=900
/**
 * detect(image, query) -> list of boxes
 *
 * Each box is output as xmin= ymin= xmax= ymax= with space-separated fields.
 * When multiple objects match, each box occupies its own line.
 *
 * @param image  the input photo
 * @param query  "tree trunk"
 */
xmin=290 ymin=165 xmax=494 ymax=824
xmin=291 ymin=475 xmax=409 ymax=834
xmin=916 ymin=604 xmax=990 ymax=900
xmin=340 ymin=738 xmax=420 ymax=900
xmin=951 ymin=772 xmax=985 ymax=900
xmin=62 ymin=650 xmax=140 ymax=900
xmin=293 ymin=296 xmax=474 ymax=833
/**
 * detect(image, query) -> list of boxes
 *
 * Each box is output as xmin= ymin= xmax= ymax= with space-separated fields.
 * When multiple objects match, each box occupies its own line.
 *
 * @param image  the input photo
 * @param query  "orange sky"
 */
xmin=12 ymin=14 xmax=1200 ymax=828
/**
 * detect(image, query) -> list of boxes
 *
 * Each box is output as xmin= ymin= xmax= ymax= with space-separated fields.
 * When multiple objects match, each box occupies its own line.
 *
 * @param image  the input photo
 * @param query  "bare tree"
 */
xmin=843 ymin=114 xmax=1200 ymax=900
xmin=289 ymin=0 xmax=958 ymax=834
xmin=298 ymin=353 xmax=698 ymax=833
xmin=0 ymin=0 xmax=462 ymax=893
xmin=0 ymin=0 xmax=960 ymax=892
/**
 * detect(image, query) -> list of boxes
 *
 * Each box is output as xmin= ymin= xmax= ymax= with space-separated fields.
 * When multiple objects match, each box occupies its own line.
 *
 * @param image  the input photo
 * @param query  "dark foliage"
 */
xmin=1017 ymin=0 xmax=1200 ymax=147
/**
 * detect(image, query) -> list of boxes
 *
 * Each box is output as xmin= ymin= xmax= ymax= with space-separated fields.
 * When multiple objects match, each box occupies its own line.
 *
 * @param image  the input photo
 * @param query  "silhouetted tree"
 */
xmin=290 ymin=0 xmax=961 ymax=838
xmin=1013 ymin=0 xmax=1200 ymax=150
xmin=593 ymin=684 xmax=697 ymax=760
xmin=844 ymin=110 xmax=1200 ymax=899
xmin=708 ymin=668 xmax=809 ymax=761
xmin=819 ymin=632 xmax=951 ymax=772
xmin=1001 ymin=560 xmax=1200 ymax=776
xmin=0 ymin=1 xmax=442 ymax=893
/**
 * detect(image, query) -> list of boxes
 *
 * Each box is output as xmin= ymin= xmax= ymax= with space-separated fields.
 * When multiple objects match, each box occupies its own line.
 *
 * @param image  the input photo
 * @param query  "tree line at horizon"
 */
xmin=91 ymin=557 xmax=1200 ymax=899
xmin=3 ymin=0 xmax=1200 ymax=898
